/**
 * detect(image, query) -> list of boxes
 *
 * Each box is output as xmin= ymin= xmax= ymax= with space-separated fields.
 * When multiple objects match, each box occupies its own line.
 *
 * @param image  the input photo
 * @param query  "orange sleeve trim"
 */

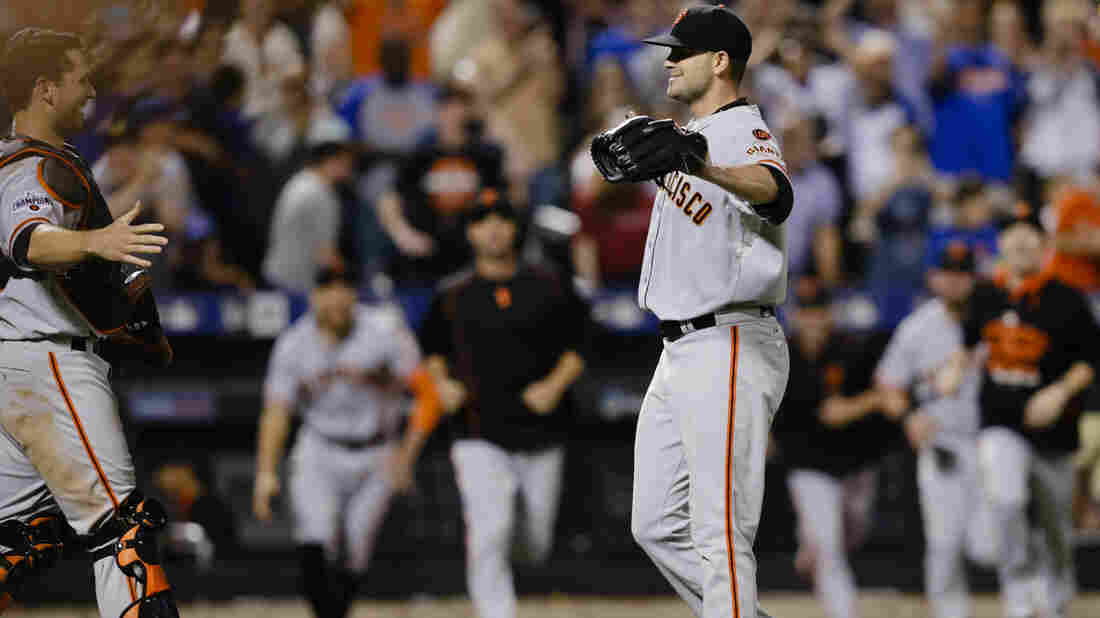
xmin=758 ymin=158 xmax=788 ymax=174
xmin=36 ymin=160 xmax=82 ymax=210
xmin=8 ymin=216 xmax=50 ymax=254
xmin=407 ymin=365 xmax=443 ymax=434
xmin=48 ymin=352 xmax=121 ymax=510
xmin=725 ymin=326 xmax=741 ymax=618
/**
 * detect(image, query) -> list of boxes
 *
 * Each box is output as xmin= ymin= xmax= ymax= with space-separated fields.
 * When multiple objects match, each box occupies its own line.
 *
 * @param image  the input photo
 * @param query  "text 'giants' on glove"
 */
xmin=590 ymin=115 xmax=708 ymax=184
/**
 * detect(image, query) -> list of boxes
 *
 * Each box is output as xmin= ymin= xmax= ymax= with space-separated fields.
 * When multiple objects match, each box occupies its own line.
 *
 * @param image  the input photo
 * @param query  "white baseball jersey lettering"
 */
xmin=639 ymin=103 xmax=789 ymax=321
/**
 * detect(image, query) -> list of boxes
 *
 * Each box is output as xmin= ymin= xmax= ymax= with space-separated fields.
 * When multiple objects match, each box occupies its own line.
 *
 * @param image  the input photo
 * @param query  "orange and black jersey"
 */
xmin=771 ymin=334 xmax=900 ymax=478
xmin=419 ymin=265 xmax=588 ymax=452
xmin=964 ymin=277 xmax=1100 ymax=453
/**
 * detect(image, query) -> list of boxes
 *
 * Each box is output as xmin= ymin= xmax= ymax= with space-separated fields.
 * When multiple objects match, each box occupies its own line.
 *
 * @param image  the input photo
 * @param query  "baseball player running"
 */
xmin=875 ymin=244 xmax=996 ymax=618
xmin=771 ymin=280 xmax=897 ymax=618
xmin=0 ymin=29 xmax=179 ymax=617
xmin=591 ymin=7 xmax=794 ymax=618
xmin=253 ymin=264 xmax=442 ymax=618
xmin=939 ymin=213 xmax=1100 ymax=618
xmin=419 ymin=193 xmax=587 ymax=618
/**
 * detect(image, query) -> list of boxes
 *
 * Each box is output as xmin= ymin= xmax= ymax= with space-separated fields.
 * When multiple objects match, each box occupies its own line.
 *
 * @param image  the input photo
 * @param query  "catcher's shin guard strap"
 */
xmin=87 ymin=492 xmax=179 ymax=618
xmin=0 ymin=512 xmax=71 ymax=611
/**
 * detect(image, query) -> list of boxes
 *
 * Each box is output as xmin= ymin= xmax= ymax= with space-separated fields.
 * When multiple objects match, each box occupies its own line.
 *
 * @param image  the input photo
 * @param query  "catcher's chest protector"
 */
xmin=0 ymin=138 xmax=151 ymax=335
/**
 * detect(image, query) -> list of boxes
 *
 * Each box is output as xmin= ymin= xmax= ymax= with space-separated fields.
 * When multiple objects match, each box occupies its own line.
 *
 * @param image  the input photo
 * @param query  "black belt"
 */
xmin=659 ymin=306 xmax=774 ymax=342
xmin=317 ymin=432 xmax=389 ymax=450
xmin=0 ymin=336 xmax=102 ymax=355
xmin=69 ymin=337 xmax=102 ymax=354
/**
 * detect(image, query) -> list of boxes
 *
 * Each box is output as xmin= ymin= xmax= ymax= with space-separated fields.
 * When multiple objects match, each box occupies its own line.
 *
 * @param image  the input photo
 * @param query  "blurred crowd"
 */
xmin=0 ymin=0 xmax=1096 ymax=330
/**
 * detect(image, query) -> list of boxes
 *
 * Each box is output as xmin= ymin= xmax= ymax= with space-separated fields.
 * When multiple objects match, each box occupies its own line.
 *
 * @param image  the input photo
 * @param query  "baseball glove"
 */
xmin=590 ymin=115 xmax=708 ymax=184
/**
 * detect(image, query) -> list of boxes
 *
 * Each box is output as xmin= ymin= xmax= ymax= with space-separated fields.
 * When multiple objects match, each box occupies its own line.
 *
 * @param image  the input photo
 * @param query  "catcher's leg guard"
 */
xmin=0 ymin=512 xmax=72 ymax=613
xmin=89 ymin=492 xmax=178 ymax=618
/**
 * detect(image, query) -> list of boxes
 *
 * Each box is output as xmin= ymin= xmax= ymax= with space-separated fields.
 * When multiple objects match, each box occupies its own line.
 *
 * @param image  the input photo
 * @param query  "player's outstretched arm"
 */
xmin=253 ymin=400 xmax=292 ymax=521
xmin=698 ymin=163 xmax=794 ymax=225
xmin=388 ymin=366 xmax=444 ymax=493
xmin=27 ymin=201 xmax=167 ymax=269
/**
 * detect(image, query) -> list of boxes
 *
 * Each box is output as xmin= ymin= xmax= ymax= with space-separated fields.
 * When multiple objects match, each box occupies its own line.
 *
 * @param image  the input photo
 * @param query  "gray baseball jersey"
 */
xmin=0 ymin=156 xmax=92 ymax=339
xmin=631 ymin=99 xmax=792 ymax=618
xmin=875 ymin=298 xmax=981 ymax=445
xmin=0 ymin=143 xmax=147 ymax=617
xmin=265 ymin=303 xmax=421 ymax=440
xmin=638 ymin=101 xmax=788 ymax=320
xmin=266 ymin=303 xmax=422 ymax=572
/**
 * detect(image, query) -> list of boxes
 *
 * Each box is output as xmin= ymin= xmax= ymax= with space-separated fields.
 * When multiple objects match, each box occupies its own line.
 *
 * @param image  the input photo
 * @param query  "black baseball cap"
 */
xmin=936 ymin=241 xmax=976 ymax=273
xmin=642 ymin=5 xmax=752 ymax=62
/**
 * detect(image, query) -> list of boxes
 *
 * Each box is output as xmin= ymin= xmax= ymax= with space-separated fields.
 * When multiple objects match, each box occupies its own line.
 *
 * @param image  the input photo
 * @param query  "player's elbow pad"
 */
xmin=750 ymin=166 xmax=793 ymax=225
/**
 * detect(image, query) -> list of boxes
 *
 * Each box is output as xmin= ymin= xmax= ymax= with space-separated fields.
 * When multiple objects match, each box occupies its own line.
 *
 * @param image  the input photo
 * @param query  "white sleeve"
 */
xmin=0 ymin=159 xmax=67 ymax=270
xmin=263 ymin=332 xmax=301 ymax=407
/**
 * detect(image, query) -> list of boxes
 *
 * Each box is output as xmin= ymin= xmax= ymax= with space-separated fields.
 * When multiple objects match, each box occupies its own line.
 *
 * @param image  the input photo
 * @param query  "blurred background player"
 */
xmin=252 ymin=263 xmax=442 ymax=618
xmin=941 ymin=211 xmax=1100 ymax=618
xmin=875 ymin=243 xmax=996 ymax=618
xmin=419 ymin=191 xmax=587 ymax=618
xmin=771 ymin=278 xmax=897 ymax=618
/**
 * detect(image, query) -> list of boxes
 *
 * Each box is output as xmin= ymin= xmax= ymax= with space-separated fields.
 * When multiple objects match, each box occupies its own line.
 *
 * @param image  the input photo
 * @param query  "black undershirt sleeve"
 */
xmin=11 ymin=222 xmax=43 ymax=267
xmin=751 ymin=165 xmax=793 ymax=225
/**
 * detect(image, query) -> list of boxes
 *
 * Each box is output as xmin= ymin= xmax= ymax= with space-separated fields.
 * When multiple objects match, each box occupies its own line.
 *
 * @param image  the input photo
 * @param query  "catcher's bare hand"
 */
xmin=252 ymin=470 xmax=281 ymax=522
xmin=88 ymin=201 xmax=167 ymax=268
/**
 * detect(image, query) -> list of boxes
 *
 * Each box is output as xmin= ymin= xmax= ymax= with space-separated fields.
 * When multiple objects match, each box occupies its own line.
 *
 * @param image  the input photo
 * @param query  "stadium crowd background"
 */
xmin=5 ymin=0 xmax=1100 ymax=608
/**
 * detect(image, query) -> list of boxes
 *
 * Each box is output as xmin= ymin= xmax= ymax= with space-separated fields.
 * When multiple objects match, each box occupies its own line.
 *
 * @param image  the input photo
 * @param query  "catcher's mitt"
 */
xmin=590 ymin=115 xmax=708 ymax=184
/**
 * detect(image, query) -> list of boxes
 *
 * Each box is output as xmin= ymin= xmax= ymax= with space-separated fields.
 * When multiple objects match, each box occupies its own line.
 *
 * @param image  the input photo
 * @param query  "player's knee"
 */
xmin=86 ymin=491 xmax=178 ymax=618
xmin=0 ymin=512 xmax=75 ymax=610
xmin=472 ymin=518 xmax=513 ymax=559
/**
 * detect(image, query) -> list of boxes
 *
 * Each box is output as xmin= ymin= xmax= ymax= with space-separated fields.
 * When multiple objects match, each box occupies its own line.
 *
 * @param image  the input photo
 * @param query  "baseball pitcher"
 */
xmin=591 ymin=7 xmax=793 ymax=618
xmin=253 ymin=264 xmax=442 ymax=618
xmin=0 ymin=29 xmax=178 ymax=617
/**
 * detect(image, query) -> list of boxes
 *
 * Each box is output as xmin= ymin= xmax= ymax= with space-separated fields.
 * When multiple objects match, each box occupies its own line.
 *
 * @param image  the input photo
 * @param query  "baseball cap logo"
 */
xmin=672 ymin=9 xmax=688 ymax=27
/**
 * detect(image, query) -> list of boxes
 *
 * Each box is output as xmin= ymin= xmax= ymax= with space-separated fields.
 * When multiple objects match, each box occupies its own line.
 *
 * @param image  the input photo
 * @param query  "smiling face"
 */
xmin=663 ymin=47 xmax=720 ymax=104
xmin=50 ymin=48 xmax=96 ymax=136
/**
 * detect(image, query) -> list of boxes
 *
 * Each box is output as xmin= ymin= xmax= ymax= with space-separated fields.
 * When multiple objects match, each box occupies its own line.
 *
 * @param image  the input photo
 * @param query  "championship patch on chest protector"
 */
xmin=11 ymin=192 xmax=54 ymax=213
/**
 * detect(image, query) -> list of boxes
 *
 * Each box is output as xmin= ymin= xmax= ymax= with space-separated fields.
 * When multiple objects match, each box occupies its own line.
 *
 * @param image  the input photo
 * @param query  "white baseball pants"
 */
xmin=632 ymin=316 xmax=789 ymax=618
xmin=452 ymin=439 xmax=564 ymax=618
xmin=0 ymin=339 xmax=140 ymax=617
xmin=978 ymin=427 xmax=1076 ymax=618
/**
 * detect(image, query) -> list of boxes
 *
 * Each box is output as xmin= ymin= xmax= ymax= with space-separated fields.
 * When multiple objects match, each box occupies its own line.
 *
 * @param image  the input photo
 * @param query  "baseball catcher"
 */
xmin=0 ymin=28 xmax=178 ymax=617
